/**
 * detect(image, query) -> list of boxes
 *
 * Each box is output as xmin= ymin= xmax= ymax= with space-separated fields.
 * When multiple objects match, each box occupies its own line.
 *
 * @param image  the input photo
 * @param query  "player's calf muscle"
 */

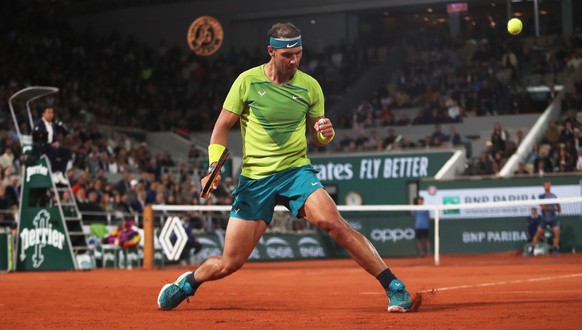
xmin=324 ymin=219 xmax=357 ymax=244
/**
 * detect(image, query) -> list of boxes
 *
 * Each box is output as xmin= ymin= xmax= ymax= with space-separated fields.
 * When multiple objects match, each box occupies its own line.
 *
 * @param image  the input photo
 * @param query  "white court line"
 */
xmin=429 ymin=273 xmax=582 ymax=293
xmin=506 ymin=290 xmax=582 ymax=294
xmin=359 ymin=273 xmax=582 ymax=295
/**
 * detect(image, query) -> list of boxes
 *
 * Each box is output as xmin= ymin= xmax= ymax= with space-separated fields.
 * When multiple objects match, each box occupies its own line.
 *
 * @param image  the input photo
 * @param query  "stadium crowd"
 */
xmin=1 ymin=2 xmax=582 ymax=232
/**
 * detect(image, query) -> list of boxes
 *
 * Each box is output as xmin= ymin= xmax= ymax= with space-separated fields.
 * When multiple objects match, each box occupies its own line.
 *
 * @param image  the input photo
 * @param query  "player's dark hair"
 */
xmin=268 ymin=22 xmax=301 ymax=39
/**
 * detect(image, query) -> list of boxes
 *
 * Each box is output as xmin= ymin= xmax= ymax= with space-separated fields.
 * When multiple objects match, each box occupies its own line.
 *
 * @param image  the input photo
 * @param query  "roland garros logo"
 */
xmin=187 ymin=16 xmax=223 ymax=56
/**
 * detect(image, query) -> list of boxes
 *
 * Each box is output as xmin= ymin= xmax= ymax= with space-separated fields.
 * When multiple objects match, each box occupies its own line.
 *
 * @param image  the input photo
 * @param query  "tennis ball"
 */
xmin=507 ymin=18 xmax=522 ymax=35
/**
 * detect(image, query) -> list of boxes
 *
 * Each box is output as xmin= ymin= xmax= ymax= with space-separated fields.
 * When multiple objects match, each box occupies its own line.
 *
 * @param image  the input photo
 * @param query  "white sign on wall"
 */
xmin=419 ymin=185 xmax=581 ymax=219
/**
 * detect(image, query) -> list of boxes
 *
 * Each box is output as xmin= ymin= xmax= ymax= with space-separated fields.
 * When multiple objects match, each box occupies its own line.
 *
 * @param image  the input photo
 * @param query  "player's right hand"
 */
xmin=200 ymin=173 xmax=221 ymax=198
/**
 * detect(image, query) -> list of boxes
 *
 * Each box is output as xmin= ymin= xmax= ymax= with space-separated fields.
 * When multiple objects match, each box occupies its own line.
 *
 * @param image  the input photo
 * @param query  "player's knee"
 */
xmin=221 ymin=258 xmax=245 ymax=275
xmin=325 ymin=219 xmax=353 ymax=243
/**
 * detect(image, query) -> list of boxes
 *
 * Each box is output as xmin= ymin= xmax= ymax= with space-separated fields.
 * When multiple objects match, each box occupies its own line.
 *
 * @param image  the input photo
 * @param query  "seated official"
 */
xmin=32 ymin=106 xmax=72 ymax=185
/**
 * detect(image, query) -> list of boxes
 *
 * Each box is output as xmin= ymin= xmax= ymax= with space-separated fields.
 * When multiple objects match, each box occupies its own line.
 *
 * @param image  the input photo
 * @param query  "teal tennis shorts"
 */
xmin=230 ymin=165 xmax=323 ymax=224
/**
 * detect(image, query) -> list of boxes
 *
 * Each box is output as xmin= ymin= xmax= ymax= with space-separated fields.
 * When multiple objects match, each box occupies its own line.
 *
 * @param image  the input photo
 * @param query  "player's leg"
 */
xmin=531 ymin=225 xmax=544 ymax=246
xmin=552 ymin=224 xmax=561 ymax=254
xmin=424 ymin=236 xmax=431 ymax=256
xmin=416 ymin=237 xmax=423 ymax=257
xmin=301 ymin=188 xmax=386 ymax=275
xmin=194 ymin=217 xmax=268 ymax=281
xmin=158 ymin=217 xmax=267 ymax=310
xmin=299 ymin=188 xmax=413 ymax=312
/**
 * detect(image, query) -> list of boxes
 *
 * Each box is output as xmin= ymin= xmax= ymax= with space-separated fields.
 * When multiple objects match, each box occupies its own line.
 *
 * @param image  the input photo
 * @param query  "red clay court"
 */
xmin=1 ymin=254 xmax=581 ymax=329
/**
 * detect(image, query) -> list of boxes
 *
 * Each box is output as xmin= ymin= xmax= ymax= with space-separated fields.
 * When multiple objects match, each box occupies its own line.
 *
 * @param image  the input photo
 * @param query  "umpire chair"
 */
xmin=9 ymin=86 xmax=94 ymax=270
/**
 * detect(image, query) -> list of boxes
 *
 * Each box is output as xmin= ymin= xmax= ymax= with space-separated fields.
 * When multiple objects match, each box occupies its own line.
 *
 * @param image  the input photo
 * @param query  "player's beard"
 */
xmin=276 ymin=61 xmax=298 ymax=80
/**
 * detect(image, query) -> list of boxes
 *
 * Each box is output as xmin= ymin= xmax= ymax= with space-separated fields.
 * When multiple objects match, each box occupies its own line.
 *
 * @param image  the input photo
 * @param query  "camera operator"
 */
xmin=32 ymin=106 xmax=72 ymax=185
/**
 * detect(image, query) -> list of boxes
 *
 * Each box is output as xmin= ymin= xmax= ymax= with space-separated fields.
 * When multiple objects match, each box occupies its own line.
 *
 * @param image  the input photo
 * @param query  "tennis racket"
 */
xmin=200 ymin=147 xmax=230 ymax=199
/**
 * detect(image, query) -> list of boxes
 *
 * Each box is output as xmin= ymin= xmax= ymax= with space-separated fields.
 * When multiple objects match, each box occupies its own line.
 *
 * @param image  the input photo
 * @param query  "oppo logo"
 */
xmin=370 ymin=228 xmax=415 ymax=242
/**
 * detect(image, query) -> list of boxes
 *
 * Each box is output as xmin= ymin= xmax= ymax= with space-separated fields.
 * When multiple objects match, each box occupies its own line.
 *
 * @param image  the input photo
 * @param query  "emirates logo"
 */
xmin=187 ymin=16 xmax=224 ymax=56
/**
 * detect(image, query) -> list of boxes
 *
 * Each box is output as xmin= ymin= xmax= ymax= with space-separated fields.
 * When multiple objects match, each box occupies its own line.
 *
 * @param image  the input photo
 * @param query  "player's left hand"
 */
xmin=315 ymin=118 xmax=334 ymax=139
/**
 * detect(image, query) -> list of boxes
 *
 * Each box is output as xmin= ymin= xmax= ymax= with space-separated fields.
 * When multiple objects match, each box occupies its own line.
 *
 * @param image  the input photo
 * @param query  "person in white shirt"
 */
xmin=576 ymin=148 xmax=582 ymax=172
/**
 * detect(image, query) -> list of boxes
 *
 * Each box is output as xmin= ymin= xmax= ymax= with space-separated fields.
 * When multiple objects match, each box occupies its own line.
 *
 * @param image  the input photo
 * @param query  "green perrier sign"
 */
xmin=16 ymin=156 xmax=76 ymax=271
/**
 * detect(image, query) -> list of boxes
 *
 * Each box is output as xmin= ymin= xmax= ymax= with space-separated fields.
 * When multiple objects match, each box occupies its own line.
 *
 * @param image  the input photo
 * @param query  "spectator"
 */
xmin=530 ymin=181 xmax=561 ymax=256
xmin=399 ymin=137 xmax=417 ymax=149
xmin=490 ymin=133 xmax=506 ymax=155
xmin=576 ymin=148 xmax=582 ymax=171
xmin=354 ymin=130 xmax=369 ymax=151
xmin=102 ymin=217 xmax=141 ymax=249
xmin=378 ymin=105 xmax=394 ymax=126
xmin=567 ymin=51 xmax=582 ymax=71
xmin=2 ymin=175 xmax=20 ymax=210
xmin=112 ymin=190 xmax=132 ymax=214
xmin=130 ymin=189 xmax=147 ymax=214
xmin=534 ymin=149 xmax=554 ymax=175
xmin=0 ymin=146 xmax=15 ymax=172
xmin=525 ymin=143 xmax=541 ymax=165
xmin=71 ymin=171 xmax=88 ymax=195
xmin=97 ymin=151 xmax=110 ymax=172
xmin=501 ymin=46 xmax=518 ymax=80
xmin=514 ymin=129 xmax=525 ymax=147
xmin=554 ymin=146 xmax=575 ymax=172
xmin=171 ymin=217 xmax=203 ymax=265
xmin=115 ymin=172 xmax=133 ymax=196
xmin=513 ymin=162 xmax=529 ymax=175
xmin=446 ymin=99 xmax=462 ymax=122
xmin=573 ymin=129 xmax=582 ymax=151
xmin=447 ymin=126 xmax=462 ymax=146
xmin=382 ymin=128 xmax=398 ymax=149
xmin=430 ymin=124 xmax=447 ymax=146
xmin=559 ymin=121 xmax=575 ymax=144
xmin=412 ymin=196 xmax=431 ymax=257
xmin=562 ymin=110 xmax=581 ymax=130
xmin=107 ymin=154 xmax=119 ymax=174
xmin=543 ymin=121 xmax=561 ymax=145
xmin=475 ymin=151 xmax=494 ymax=175
xmin=338 ymin=132 xmax=353 ymax=151
xmin=492 ymin=122 xmax=510 ymax=144
xmin=81 ymin=190 xmax=107 ymax=223
xmin=368 ymin=130 xmax=383 ymax=151
xmin=491 ymin=150 xmax=507 ymax=174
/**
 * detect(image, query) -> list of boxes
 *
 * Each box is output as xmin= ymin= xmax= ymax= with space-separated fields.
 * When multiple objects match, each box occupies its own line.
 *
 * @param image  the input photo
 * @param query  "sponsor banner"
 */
xmin=439 ymin=215 xmax=582 ymax=253
xmin=310 ymin=152 xmax=453 ymax=205
xmin=194 ymin=233 xmax=328 ymax=261
xmin=420 ymin=185 xmax=581 ymax=219
xmin=16 ymin=208 xmax=75 ymax=271
xmin=343 ymin=215 xmax=419 ymax=257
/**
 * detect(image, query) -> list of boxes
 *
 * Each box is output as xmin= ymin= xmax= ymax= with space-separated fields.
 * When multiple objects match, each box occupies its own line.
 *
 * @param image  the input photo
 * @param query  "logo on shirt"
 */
xmin=258 ymin=91 xmax=266 ymax=96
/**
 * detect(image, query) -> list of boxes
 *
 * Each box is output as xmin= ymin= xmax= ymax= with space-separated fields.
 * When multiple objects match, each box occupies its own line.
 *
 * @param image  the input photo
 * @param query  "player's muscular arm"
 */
xmin=307 ymin=117 xmax=320 ymax=143
xmin=210 ymin=108 xmax=240 ymax=150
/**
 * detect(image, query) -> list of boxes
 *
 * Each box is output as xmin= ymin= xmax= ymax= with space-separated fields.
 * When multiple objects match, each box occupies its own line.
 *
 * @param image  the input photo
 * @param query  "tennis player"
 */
xmin=158 ymin=22 xmax=414 ymax=312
